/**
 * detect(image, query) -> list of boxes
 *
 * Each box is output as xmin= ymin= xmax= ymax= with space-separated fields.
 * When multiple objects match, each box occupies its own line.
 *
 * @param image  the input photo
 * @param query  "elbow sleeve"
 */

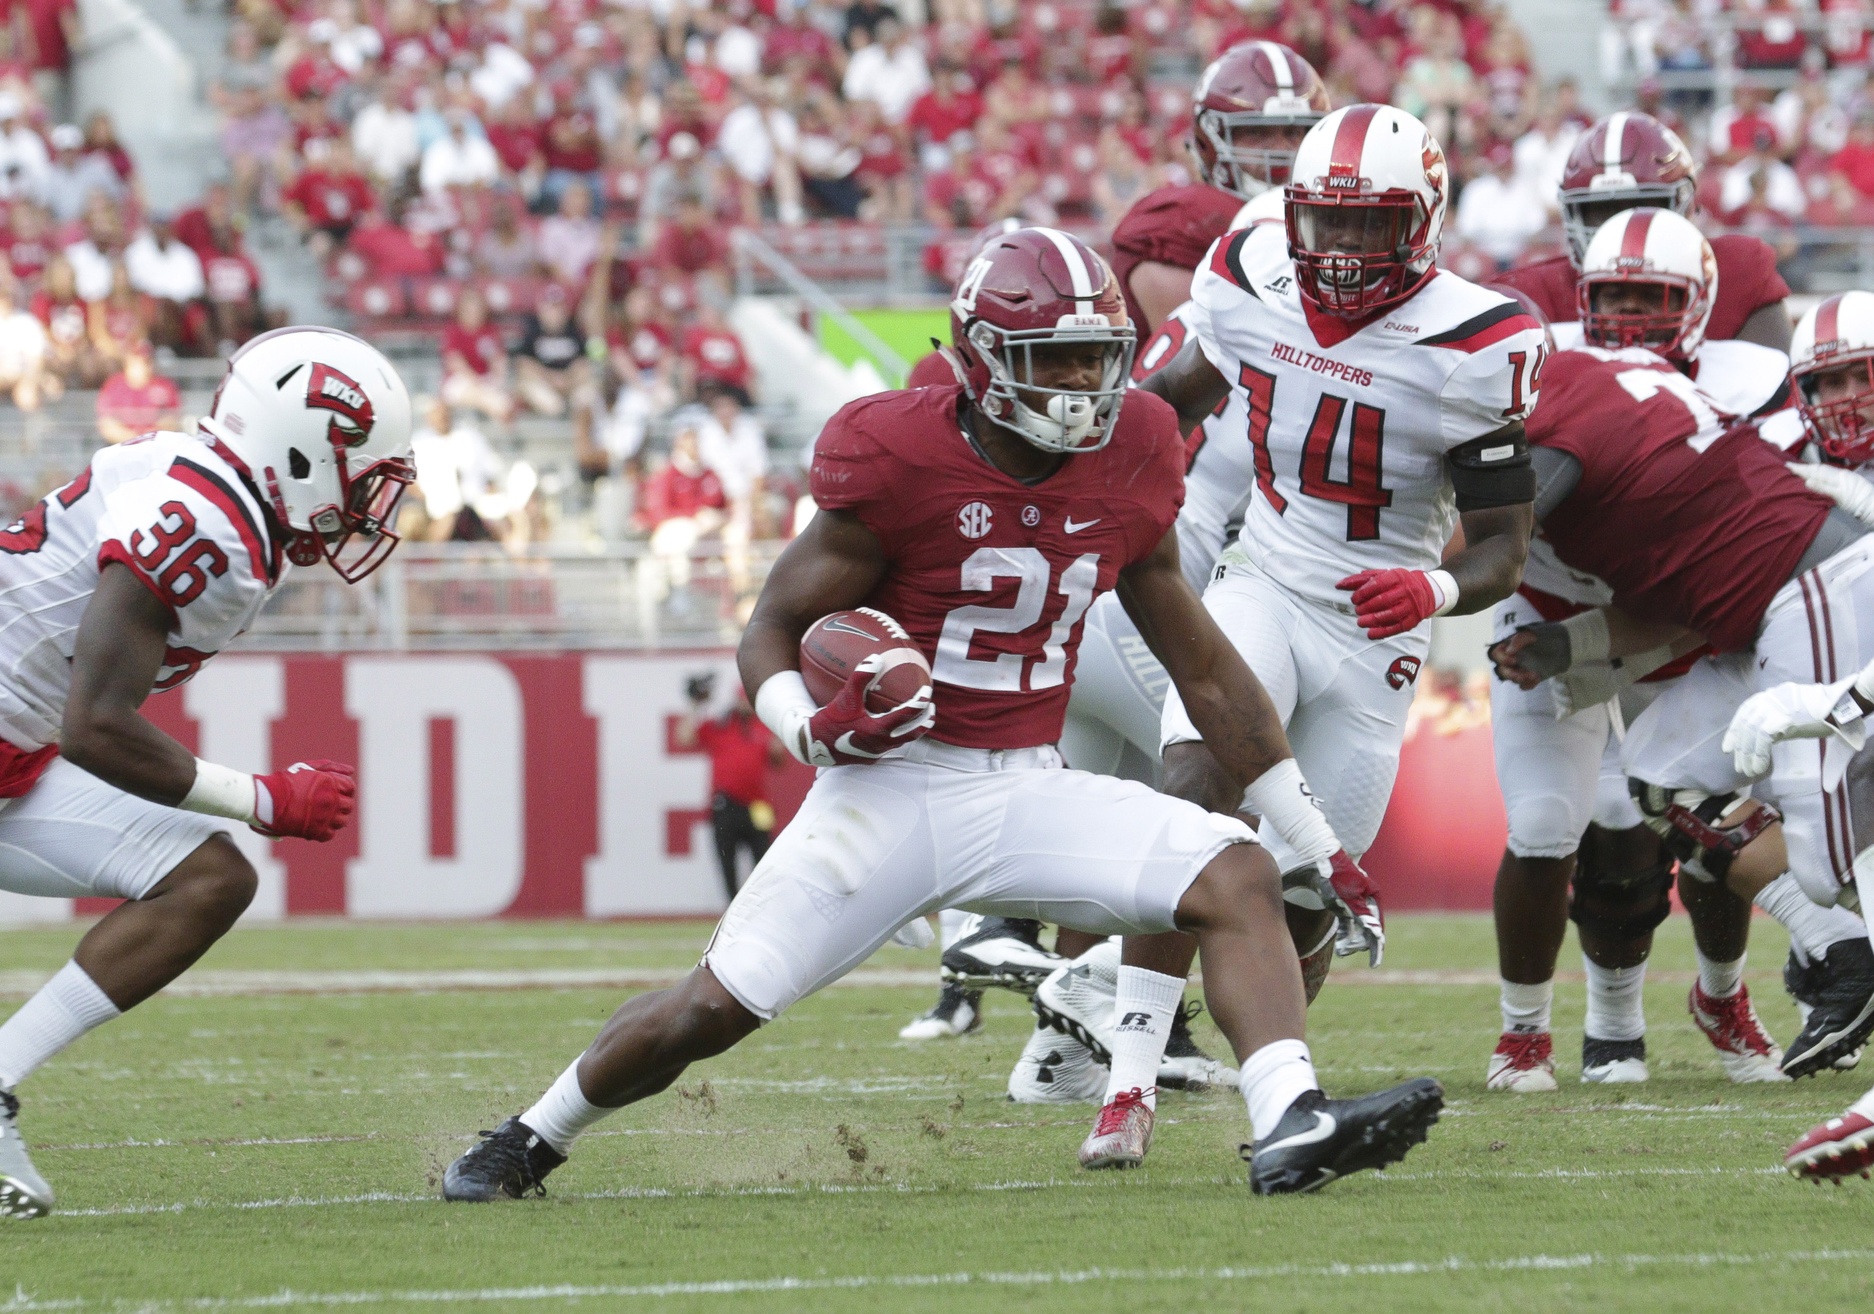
xmin=1448 ymin=430 xmax=1536 ymax=512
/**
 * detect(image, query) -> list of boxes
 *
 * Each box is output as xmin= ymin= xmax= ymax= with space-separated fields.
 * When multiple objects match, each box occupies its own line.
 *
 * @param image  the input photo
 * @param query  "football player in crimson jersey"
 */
xmin=1482 ymin=210 xmax=1868 ymax=1093
xmin=1072 ymin=104 xmax=1543 ymax=1167
xmin=443 ymin=228 xmax=1445 ymax=1201
xmin=1110 ymin=40 xmax=1329 ymax=334
xmin=0 ymin=328 xmax=413 ymax=1219
xmin=1490 ymin=252 xmax=1874 ymax=1085
xmin=1492 ymin=110 xmax=1793 ymax=351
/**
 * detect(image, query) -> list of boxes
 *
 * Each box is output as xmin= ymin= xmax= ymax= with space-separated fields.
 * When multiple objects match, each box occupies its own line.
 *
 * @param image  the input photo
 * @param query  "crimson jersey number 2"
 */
xmin=934 ymin=548 xmax=1099 ymax=691
xmin=1240 ymin=364 xmax=1393 ymax=542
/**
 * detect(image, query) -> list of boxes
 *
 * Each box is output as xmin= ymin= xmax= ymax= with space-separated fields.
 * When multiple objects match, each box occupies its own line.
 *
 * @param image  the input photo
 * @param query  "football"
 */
xmin=799 ymin=608 xmax=932 ymax=713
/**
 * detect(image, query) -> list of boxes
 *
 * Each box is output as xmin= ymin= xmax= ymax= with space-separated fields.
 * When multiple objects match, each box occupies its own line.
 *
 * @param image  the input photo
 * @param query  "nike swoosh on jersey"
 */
xmin=1064 ymin=517 xmax=1101 ymax=534
xmin=1259 ymin=1110 xmax=1338 ymax=1153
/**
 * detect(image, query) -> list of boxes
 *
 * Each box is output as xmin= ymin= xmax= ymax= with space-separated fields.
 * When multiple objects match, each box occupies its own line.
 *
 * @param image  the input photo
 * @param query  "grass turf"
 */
xmin=4 ymin=913 xmax=1873 ymax=1312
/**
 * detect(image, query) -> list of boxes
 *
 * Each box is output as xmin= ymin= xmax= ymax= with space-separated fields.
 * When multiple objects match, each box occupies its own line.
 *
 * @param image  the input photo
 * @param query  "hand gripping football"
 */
xmin=799 ymin=608 xmax=932 ymax=713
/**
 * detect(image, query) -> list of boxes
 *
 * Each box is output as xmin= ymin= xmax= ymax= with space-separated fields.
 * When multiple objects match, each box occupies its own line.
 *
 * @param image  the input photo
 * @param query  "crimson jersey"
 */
xmin=905 ymin=350 xmax=962 ymax=389
xmin=1531 ymin=346 xmax=1831 ymax=651
xmin=1110 ymin=183 xmax=1244 ymax=332
xmin=810 ymin=384 xmax=1185 ymax=749
xmin=1495 ymin=234 xmax=1789 ymax=341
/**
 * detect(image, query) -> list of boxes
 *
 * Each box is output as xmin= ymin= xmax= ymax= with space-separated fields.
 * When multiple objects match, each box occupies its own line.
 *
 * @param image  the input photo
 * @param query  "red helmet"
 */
xmin=1191 ymin=41 xmax=1330 ymax=201
xmin=1559 ymin=111 xmax=1698 ymax=268
xmin=949 ymin=227 xmax=1135 ymax=454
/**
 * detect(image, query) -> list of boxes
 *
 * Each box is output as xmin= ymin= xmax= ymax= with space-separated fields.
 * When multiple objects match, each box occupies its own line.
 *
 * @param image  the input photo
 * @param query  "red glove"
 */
xmin=1337 ymin=568 xmax=1445 ymax=640
xmin=803 ymin=656 xmax=934 ymax=767
xmin=253 ymin=760 xmax=357 ymax=842
xmin=1311 ymin=849 xmax=1385 ymax=967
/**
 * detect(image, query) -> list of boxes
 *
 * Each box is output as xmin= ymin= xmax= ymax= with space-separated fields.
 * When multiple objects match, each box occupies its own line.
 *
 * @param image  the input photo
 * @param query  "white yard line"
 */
xmin=7 ymin=1249 xmax=1874 ymax=1309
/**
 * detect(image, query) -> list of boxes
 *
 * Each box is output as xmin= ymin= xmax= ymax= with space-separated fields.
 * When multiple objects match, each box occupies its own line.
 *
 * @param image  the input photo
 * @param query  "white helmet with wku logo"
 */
xmin=1791 ymin=290 xmax=1874 ymax=465
xmin=1576 ymin=206 xmax=1716 ymax=363
xmin=1284 ymin=103 xmax=1448 ymax=318
xmin=199 ymin=326 xmax=415 ymax=582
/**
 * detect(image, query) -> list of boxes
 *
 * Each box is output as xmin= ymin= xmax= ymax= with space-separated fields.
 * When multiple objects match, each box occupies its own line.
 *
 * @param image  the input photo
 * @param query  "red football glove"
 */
xmin=1309 ymin=849 xmax=1385 ymax=967
xmin=1337 ymin=568 xmax=1442 ymax=640
xmin=253 ymin=760 xmax=357 ymax=842
xmin=803 ymin=655 xmax=935 ymax=767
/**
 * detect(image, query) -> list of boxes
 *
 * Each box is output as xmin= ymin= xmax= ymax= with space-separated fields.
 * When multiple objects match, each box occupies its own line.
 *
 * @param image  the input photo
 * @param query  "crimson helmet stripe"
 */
xmin=1328 ymin=104 xmax=1380 ymax=176
xmin=1817 ymin=294 xmax=1845 ymax=349
xmin=1619 ymin=209 xmax=1654 ymax=262
xmin=1604 ymin=111 xmax=1629 ymax=173
xmin=1034 ymin=226 xmax=1096 ymax=314
xmin=1253 ymin=40 xmax=1293 ymax=92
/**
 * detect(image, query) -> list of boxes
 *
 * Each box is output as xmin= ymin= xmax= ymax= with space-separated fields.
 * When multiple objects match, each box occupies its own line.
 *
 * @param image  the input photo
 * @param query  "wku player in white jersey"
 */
xmin=442 ymin=228 xmax=1444 ymax=1200
xmin=1059 ymin=104 xmax=1543 ymax=1169
xmin=0 ymin=327 xmax=414 ymax=1219
xmin=1483 ymin=210 xmax=1871 ymax=1095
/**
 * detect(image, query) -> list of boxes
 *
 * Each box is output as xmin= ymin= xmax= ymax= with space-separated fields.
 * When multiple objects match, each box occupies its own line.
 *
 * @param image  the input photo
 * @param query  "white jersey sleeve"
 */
xmin=95 ymin=455 xmax=274 ymax=658
xmin=1436 ymin=317 xmax=1547 ymax=450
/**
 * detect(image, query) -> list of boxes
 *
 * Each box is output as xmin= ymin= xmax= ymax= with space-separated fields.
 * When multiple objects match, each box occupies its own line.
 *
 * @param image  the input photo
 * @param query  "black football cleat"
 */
xmin=941 ymin=917 xmax=1063 ymax=994
xmin=442 ymin=1117 xmax=567 ymax=1201
xmin=1243 ymin=1078 xmax=1443 ymax=1195
xmin=1782 ymin=939 xmax=1874 ymax=1078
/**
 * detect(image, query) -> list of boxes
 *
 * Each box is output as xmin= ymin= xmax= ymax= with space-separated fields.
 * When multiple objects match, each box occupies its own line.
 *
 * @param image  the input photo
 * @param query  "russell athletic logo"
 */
xmin=1386 ymin=655 xmax=1423 ymax=690
xmin=1117 ymin=1012 xmax=1154 ymax=1031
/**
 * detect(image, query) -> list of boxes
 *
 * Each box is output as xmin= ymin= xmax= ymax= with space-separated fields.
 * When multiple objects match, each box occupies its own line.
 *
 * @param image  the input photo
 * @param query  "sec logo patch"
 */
xmin=957 ymin=501 xmax=993 ymax=539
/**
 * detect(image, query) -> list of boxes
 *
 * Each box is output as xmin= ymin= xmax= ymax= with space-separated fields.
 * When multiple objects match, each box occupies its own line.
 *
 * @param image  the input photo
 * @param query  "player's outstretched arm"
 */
xmin=64 ymin=564 xmax=357 ymax=841
xmin=1134 ymin=337 xmax=1229 ymax=438
xmin=1444 ymin=499 xmax=1533 ymax=615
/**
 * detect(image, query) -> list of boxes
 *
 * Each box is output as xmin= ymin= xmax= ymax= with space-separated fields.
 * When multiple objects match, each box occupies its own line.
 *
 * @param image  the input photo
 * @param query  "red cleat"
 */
xmin=1078 ymin=1087 xmax=1154 ymax=1170
xmin=1689 ymin=984 xmax=1786 ymax=1083
xmin=1786 ymin=1111 xmax=1874 ymax=1183
xmin=1486 ymin=1029 xmax=1557 ymax=1092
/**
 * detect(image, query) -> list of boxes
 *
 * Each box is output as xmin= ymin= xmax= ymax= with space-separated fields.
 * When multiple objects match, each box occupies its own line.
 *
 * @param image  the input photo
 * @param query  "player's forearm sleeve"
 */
xmin=180 ymin=759 xmax=260 ymax=824
xmin=755 ymin=670 xmax=817 ymax=766
xmin=1241 ymin=758 xmax=1339 ymax=869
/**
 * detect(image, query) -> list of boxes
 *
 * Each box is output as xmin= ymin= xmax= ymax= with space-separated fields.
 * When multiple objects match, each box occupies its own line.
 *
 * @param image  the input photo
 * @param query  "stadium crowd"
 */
xmin=13 ymin=1 xmax=1874 ymax=573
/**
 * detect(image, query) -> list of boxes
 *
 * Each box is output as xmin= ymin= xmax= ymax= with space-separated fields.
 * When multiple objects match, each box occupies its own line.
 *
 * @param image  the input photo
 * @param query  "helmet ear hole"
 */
xmin=289 ymin=448 xmax=311 ymax=479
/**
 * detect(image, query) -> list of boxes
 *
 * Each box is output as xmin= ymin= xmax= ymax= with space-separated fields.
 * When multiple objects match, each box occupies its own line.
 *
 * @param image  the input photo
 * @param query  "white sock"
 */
xmin=0 ymin=960 xmax=121 ymax=1090
xmin=1240 ymin=1038 xmax=1319 ymax=1141
xmin=520 ymin=1057 xmax=613 ymax=1153
xmin=1499 ymin=979 xmax=1553 ymax=1033
xmin=1755 ymin=873 xmax=1867 ymax=964
xmin=938 ymin=909 xmax=974 ymax=951
xmin=1696 ymin=950 xmax=1745 ymax=999
xmin=1102 ymin=964 xmax=1184 ymax=1110
xmin=1582 ymin=955 xmax=1647 ymax=1041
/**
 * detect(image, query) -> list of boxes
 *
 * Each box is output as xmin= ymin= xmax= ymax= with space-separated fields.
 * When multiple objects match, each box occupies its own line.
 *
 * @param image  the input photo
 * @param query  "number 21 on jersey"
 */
xmin=934 ymin=547 xmax=1099 ymax=692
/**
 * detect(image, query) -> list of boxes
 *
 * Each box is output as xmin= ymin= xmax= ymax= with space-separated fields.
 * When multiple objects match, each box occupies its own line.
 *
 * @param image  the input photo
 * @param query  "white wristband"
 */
xmin=1560 ymin=609 xmax=1611 ymax=665
xmin=1240 ymin=758 xmax=1340 ymax=870
xmin=1427 ymin=569 xmax=1458 ymax=617
xmin=180 ymin=758 xmax=260 ymax=824
xmin=755 ymin=670 xmax=819 ymax=766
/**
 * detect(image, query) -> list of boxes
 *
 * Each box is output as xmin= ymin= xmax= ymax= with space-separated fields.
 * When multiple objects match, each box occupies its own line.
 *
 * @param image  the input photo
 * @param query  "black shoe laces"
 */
xmin=467 ymin=1124 xmax=551 ymax=1198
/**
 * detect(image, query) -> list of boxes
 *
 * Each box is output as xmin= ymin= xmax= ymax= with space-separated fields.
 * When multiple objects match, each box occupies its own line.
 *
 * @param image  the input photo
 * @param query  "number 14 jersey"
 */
xmin=1187 ymin=223 xmax=1545 ymax=607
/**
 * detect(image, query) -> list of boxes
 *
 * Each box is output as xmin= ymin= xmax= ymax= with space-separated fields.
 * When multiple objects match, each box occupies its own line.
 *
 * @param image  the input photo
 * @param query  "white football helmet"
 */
xmin=198 ymin=327 xmax=415 ymax=582
xmin=1792 ymin=291 xmax=1874 ymax=465
xmin=1284 ymin=104 xmax=1448 ymax=318
xmin=1576 ymin=207 xmax=1716 ymax=362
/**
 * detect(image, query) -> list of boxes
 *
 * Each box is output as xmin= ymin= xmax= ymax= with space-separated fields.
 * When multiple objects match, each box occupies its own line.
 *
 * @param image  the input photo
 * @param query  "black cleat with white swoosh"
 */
xmin=1242 ymin=1077 xmax=1444 ymax=1195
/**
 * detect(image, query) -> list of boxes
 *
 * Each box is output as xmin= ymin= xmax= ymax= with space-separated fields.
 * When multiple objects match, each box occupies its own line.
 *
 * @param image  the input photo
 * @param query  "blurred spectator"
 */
xmin=485 ymin=93 xmax=546 ymax=200
xmin=282 ymin=137 xmax=375 ymax=255
xmin=88 ymin=261 xmax=147 ymax=372
xmin=32 ymin=254 xmax=99 ymax=386
xmin=440 ymin=286 xmax=514 ymax=422
xmin=33 ymin=122 xmax=117 ymax=223
xmin=541 ymin=84 xmax=605 ymax=212
xmin=538 ymin=182 xmax=602 ymax=287
xmin=1513 ymin=89 xmax=1584 ymax=217
xmin=1710 ymin=83 xmax=1786 ymax=166
xmin=0 ymin=274 xmax=50 ymax=411
xmin=420 ymin=110 xmax=499 ymax=194
xmin=95 ymin=343 xmax=180 ymax=445
xmin=473 ymin=197 xmax=541 ymax=278
xmin=640 ymin=131 xmax=722 ymax=243
xmin=1456 ymin=144 xmax=1549 ymax=270
xmin=634 ymin=420 xmax=726 ymax=627
xmin=651 ymin=191 xmax=731 ymax=285
xmin=699 ymin=388 xmax=769 ymax=542
xmin=674 ymin=675 xmax=782 ymax=901
xmin=199 ymin=227 xmax=268 ymax=354
xmin=0 ymin=93 xmax=48 ymax=200
xmin=1735 ymin=0 xmax=1811 ymax=70
xmin=1091 ymin=124 xmax=1152 ymax=226
xmin=794 ymin=98 xmax=865 ymax=218
xmin=513 ymin=284 xmax=590 ymax=418
xmin=307 ymin=0 xmax=383 ymax=77
xmin=3 ymin=202 xmax=50 ymax=286
xmin=346 ymin=192 xmax=446 ymax=277
xmin=64 ymin=195 xmax=127 ymax=302
xmin=352 ymin=75 xmax=420 ymax=187
xmin=720 ymin=78 xmax=805 ymax=226
xmin=850 ymin=100 xmax=911 ymax=222
xmin=1397 ymin=14 xmax=1479 ymax=147
xmin=82 ymin=111 xmax=136 ymax=192
xmin=220 ymin=80 xmax=290 ymax=218
xmin=174 ymin=182 xmax=239 ymax=265
xmin=1720 ymin=148 xmax=1807 ymax=221
xmin=21 ymin=0 xmax=81 ymax=119
xmin=125 ymin=214 xmax=206 ymax=354
xmin=680 ymin=302 xmax=753 ymax=403
xmin=906 ymin=65 xmax=982 ymax=172
xmin=1832 ymin=109 xmax=1874 ymax=199
xmin=410 ymin=397 xmax=507 ymax=542
xmin=842 ymin=18 xmax=931 ymax=124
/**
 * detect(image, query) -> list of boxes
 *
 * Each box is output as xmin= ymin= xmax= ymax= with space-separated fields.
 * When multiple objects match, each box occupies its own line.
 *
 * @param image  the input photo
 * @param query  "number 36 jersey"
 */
xmin=0 ymin=431 xmax=283 ymax=751
xmin=1187 ymin=222 xmax=1545 ymax=607
xmin=810 ymin=383 xmax=1185 ymax=750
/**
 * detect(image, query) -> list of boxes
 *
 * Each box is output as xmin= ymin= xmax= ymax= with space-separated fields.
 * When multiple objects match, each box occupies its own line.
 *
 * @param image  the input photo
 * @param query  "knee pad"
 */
xmin=1629 ymin=780 xmax=1781 ymax=882
xmin=1568 ymin=826 xmax=1675 ymax=941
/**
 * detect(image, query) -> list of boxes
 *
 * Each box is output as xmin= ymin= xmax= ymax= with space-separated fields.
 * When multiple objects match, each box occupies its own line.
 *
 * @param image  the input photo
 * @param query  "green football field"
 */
xmin=4 ymin=912 xmax=1873 ymax=1312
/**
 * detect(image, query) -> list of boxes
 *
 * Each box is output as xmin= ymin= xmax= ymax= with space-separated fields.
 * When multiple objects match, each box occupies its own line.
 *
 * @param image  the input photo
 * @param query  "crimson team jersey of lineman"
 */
xmin=809 ymin=384 xmax=1185 ymax=749
xmin=1529 ymin=346 xmax=1832 ymax=651
xmin=1495 ymin=234 xmax=1789 ymax=341
xmin=1109 ymin=182 xmax=1244 ymax=331
xmin=904 ymin=350 xmax=961 ymax=388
